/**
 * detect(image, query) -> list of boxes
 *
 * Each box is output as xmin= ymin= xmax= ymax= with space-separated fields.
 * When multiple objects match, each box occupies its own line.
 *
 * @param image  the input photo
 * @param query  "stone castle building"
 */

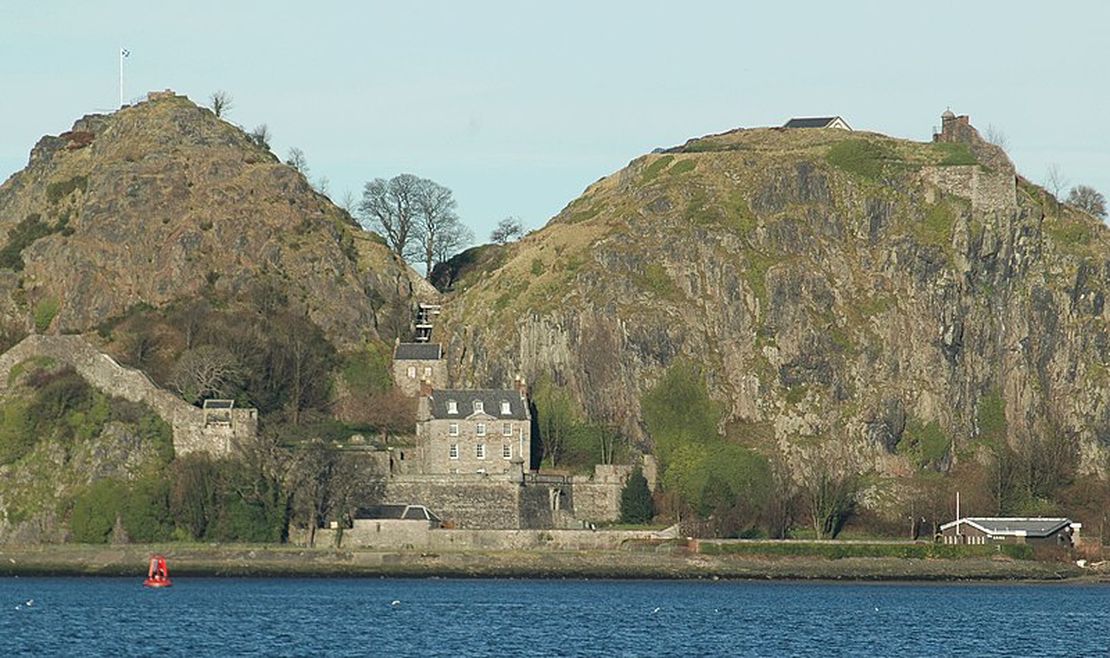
xmin=413 ymin=382 xmax=531 ymax=477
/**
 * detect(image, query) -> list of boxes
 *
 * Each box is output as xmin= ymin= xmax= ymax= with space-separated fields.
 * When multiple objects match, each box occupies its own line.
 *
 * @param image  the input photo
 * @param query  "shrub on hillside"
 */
xmin=69 ymin=479 xmax=127 ymax=543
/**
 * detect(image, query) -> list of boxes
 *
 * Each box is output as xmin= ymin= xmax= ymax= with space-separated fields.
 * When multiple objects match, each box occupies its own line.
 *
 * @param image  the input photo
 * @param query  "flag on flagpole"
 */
xmin=121 ymin=48 xmax=130 ymax=58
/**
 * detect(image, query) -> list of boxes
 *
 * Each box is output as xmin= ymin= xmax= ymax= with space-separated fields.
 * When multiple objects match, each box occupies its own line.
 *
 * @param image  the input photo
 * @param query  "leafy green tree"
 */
xmin=122 ymin=476 xmax=173 ymax=542
xmin=70 ymin=479 xmax=127 ymax=543
xmin=532 ymin=375 xmax=577 ymax=469
xmin=620 ymin=468 xmax=653 ymax=524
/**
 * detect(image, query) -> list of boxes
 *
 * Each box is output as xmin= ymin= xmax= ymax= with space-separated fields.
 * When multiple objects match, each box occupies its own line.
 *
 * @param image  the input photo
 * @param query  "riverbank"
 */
xmin=0 ymin=544 xmax=1104 ymax=582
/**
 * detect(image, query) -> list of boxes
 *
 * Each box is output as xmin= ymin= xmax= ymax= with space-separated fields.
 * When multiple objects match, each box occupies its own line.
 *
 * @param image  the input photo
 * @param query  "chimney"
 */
xmin=513 ymin=376 xmax=528 ymax=400
xmin=419 ymin=379 xmax=433 ymax=397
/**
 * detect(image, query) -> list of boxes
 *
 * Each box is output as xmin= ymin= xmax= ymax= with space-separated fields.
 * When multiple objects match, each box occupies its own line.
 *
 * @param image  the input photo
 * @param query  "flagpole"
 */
xmin=119 ymin=48 xmax=124 ymax=107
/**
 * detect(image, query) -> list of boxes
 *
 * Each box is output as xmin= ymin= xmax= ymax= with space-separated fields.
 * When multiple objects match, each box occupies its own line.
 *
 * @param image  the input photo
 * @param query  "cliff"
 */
xmin=439 ymin=118 xmax=1110 ymax=502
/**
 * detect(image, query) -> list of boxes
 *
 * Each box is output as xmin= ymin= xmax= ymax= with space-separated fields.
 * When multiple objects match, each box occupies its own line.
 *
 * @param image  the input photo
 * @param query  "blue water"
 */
xmin=0 ymin=578 xmax=1107 ymax=657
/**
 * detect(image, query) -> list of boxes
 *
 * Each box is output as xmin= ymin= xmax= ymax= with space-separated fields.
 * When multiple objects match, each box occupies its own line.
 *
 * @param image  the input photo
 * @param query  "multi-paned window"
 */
xmin=407 ymin=366 xmax=416 ymax=379
xmin=502 ymin=422 xmax=512 ymax=436
xmin=449 ymin=423 xmax=459 ymax=436
xmin=447 ymin=400 xmax=458 ymax=414
xmin=476 ymin=423 xmax=486 ymax=437
xmin=473 ymin=400 xmax=485 ymax=414
xmin=423 ymin=366 xmax=432 ymax=378
xmin=449 ymin=443 xmax=459 ymax=459
xmin=500 ymin=401 xmax=511 ymax=415
xmin=502 ymin=444 xmax=512 ymax=459
xmin=476 ymin=444 xmax=486 ymax=459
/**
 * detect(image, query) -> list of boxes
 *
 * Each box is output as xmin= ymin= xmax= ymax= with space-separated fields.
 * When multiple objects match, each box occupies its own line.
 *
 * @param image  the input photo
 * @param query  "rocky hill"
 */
xmin=439 ymin=115 xmax=1109 ymax=516
xmin=0 ymin=91 xmax=432 ymax=348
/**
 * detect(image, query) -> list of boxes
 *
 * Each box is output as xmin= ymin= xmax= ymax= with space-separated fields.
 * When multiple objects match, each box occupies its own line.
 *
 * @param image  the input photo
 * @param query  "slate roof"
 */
xmin=394 ymin=342 xmax=442 ymax=361
xmin=939 ymin=517 xmax=1075 ymax=537
xmin=354 ymin=504 xmax=441 ymax=522
xmin=783 ymin=116 xmax=847 ymax=129
xmin=429 ymin=389 xmax=529 ymax=420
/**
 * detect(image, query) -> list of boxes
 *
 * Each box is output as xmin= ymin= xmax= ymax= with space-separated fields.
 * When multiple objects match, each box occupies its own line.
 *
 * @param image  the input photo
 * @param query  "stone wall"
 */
xmin=293 ymin=526 xmax=675 ymax=551
xmin=378 ymin=464 xmax=627 ymax=530
xmin=921 ymin=165 xmax=1016 ymax=215
xmin=0 ymin=335 xmax=245 ymax=457
xmin=392 ymin=358 xmax=448 ymax=396
xmin=383 ymin=476 xmax=523 ymax=529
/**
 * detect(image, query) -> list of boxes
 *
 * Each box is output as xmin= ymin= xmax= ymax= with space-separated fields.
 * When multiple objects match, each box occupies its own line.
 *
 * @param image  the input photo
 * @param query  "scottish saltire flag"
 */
xmin=121 ymin=48 xmax=130 ymax=57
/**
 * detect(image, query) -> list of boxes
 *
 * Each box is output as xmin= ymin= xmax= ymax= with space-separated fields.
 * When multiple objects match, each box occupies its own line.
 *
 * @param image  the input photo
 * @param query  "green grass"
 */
xmin=935 ymin=142 xmax=978 ymax=166
xmin=913 ymin=201 xmax=956 ymax=248
xmin=976 ymin=390 xmax=1006 ymax=447
xmin=530 ymin=258 xmax=545 ymax=276
xmin=634 ymin=263 xmax=679 ymax=299
xmin=899 ymin=419 xmax=950 ymax=468
xmin=33 ymin=297 xmax=60 ymax=333
xmin=698 ymin=540 xmax=1034 ymax=560
xmin=742 ymin=251 xmax=777 ymax=304
xmin=825 ymin=140 xmax=894 ymax=180
xmin=669 ymin=159 xmax=696 ymax=175
xmin=641 ymin=155 xmax=674 ymax=183
xmin=1043 ymin=215 xmax=1095 ymax=249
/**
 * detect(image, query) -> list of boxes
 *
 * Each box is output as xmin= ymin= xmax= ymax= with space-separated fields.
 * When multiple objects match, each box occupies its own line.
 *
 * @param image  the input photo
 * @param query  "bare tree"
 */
xmin=413 ymin=179 xmax=472 ymax=278
xmin=433 ymin=220 xmax=473 ymax=267
xmin=314 ymin=176 xmax=330 ymax=197
xmin=339 ymin=189 xmax=357 ymax=216
xmin=249 ymin=124 xmax=272 ymax=150
xmin=285 ymin=147 xmax=309 ymax=175
xmin=358 ymin=174 xmax=423 ymax=259
xmin=490 ymin=217 xmax=525 ymax=244
xmin=289 ymin=439 xmax=374 ymax=547
xmin=984 ymin=124 xmax=1008 ymax=150
xmin=1045 ymin=163 xmax=1068 ymax=199
xmin=171 ymin=345 xmax=244 ymax=404
xmin=209 ymin=91 xmax=233 ymax=118
xmin=802 ymin=459 xmax=858 ymax=539
xmin=1066 ymin=185 xmax=1107 ymax=219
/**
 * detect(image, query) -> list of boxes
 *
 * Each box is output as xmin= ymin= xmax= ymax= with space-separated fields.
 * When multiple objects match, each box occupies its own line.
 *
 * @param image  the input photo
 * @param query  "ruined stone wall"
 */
xmin=921 ymin=165 xmax=1016 ymax=215
xmin=0 ymin=335 xmax=243 ymax=457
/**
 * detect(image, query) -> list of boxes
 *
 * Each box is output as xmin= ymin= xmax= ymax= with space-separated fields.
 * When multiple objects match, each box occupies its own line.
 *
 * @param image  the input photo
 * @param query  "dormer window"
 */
xmin=473 ymin=400 xmax=484 ymax=414
xmin=447 ymin=400 xmax=458 ymax=415
xmin=500 ymin=400 xmax=511 ymax=415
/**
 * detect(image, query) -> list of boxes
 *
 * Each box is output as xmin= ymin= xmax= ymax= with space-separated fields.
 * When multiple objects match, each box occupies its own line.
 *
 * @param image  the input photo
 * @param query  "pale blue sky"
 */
xmin=3 ymin=1 xmax=1109 ymax=242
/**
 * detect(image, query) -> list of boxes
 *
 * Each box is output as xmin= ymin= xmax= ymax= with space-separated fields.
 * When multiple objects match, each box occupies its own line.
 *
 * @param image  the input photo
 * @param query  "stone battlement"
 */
xmin=0 ymin=335 xmax=251 ymax=457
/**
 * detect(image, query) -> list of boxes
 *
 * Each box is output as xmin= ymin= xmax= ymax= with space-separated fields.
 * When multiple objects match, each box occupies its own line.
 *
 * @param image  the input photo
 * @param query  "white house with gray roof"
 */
xmin=413 ymin=382 xmax=531 ymax=477
xmin=939 ymin=517 xmax=1081 ymax=547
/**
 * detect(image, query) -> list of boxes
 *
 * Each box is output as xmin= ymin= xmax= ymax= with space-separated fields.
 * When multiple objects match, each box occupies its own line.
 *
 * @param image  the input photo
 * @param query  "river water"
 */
xmin=1 ymin=577 xmax=1106 ymax=656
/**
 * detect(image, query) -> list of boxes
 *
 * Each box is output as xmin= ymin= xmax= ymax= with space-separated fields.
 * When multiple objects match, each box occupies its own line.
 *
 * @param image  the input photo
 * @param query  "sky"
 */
xmin=3 ymin=1 xmax=1109 ymax=243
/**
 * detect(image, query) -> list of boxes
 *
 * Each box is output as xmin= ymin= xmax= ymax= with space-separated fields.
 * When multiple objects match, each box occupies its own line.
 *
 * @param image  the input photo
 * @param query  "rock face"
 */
xmin=0 ymin=92 xmax=432 ymax=348
xmin=440 ymin=119 xmax=1110 ymax=482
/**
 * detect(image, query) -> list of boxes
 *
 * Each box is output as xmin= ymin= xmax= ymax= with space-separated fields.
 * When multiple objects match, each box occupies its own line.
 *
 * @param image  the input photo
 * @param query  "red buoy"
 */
xmin=143 ymin=555 xmax=172 ymax=588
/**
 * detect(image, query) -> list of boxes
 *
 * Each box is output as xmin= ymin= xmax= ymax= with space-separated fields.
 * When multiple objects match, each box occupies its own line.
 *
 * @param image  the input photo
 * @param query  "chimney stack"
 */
xmin=513 ymin=375 xmax=528 ymax=399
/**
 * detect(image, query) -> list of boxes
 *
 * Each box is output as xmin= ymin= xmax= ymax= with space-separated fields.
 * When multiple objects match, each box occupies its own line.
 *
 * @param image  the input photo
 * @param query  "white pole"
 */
xmin=955 ymin=490 xmax=961 ymax=541
xmin=119 ymin=48 xmax=123 ymax=107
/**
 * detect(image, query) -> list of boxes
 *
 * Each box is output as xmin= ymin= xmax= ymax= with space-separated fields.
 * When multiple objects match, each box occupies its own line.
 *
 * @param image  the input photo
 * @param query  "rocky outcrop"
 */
xmin=439 ymin=120 xmax=1110 ymax=485
xmin=0 ymin=92 xmax=433 ymax=348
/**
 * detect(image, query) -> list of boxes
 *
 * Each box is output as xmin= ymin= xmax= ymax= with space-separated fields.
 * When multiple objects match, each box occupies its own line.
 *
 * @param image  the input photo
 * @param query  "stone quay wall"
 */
xmin=293 ymin=526 xmax=672 ymax=552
